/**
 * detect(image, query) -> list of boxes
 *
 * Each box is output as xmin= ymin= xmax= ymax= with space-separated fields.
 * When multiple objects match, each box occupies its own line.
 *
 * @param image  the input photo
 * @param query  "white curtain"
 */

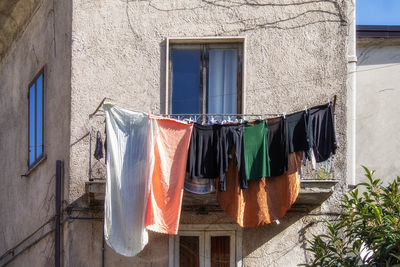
xmin=104 ymin=103 xmax=154 ymax=257
xmin=208 ymin=49 xmax=238 ymax=115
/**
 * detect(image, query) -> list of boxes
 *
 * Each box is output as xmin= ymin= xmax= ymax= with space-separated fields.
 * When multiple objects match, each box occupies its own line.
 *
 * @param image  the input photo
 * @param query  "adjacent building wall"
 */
xmin=69 ymin=0 xmax=353 ymax=266
xmin=356 ymin=37 xmax=400 ymax=184
xmin=0 ymin=0 xmax=72 ymax=265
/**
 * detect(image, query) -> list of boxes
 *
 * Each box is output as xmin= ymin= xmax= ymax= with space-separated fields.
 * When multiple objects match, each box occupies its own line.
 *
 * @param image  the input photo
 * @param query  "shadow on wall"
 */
xmin=357 ymin=43 xmax=400 ymax=66
xmin=159 ymin=40 xmax=166 ymax=114
xmin=0 ymin=0 xmax=43 ymax=59
xmin=242 ymin=206 xmax=322 ymax=263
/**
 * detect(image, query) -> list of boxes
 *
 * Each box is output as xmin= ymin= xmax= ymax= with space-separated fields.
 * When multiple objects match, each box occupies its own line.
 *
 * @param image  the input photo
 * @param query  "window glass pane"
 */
xmin=36 ymin=73 xmax=43 ymax=157
xmin=211 ymin=236 xmax=230 ymax=267
xmin=180 ymin=236 xmax=199 ymax=267
xmin=171 ymin=49 xmax=200 ymax=115
xmin=29 ymin=84 xmax=36 ymax=165
xmin=208 ymin=49 xmax=238 ymax=116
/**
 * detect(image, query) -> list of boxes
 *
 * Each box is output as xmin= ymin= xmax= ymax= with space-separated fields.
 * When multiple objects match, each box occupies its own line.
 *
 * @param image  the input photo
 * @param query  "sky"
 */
xmin=357 ymin=0 xmax=400 ymax=25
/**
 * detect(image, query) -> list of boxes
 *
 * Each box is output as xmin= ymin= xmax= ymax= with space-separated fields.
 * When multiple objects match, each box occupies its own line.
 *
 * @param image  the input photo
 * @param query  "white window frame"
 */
xmin=164 ymin=36 xmax=247 ymax=115
xmin=169 ymin=224 xmax=242 ymax=267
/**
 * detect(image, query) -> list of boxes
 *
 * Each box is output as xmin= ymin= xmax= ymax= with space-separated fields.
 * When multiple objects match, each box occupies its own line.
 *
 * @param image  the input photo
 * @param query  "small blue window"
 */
xmin=28 ymin=70 xmax=44 ymax=167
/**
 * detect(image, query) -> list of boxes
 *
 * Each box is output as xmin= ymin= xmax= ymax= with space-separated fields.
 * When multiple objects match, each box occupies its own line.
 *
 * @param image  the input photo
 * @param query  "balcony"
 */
xmin=86 ymin=103 xmax=339 ymax=212
xmin=85 ymin=179 xmax=339 ymax=210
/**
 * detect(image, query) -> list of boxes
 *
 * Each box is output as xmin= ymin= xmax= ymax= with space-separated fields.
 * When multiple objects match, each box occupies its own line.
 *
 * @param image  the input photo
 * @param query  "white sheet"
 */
xmin=104 ymin=103 xmax=154 ymax=257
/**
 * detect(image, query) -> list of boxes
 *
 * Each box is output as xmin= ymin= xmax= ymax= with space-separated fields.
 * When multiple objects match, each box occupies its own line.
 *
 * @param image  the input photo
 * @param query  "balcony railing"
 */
xmin=87 ymin=113 xmax=337 ymax=182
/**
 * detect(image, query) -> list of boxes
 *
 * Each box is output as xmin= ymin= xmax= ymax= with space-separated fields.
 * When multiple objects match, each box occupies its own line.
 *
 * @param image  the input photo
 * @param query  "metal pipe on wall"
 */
xmin=55 ymin=160 xmax=63 ymax=267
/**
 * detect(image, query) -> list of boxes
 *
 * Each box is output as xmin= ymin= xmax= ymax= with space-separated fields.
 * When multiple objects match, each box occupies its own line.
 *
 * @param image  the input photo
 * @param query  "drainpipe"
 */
xmin=346 ymin=0 xmax=357 ymax=187
xmin=55 ymin=160 xmax=63 ymax=267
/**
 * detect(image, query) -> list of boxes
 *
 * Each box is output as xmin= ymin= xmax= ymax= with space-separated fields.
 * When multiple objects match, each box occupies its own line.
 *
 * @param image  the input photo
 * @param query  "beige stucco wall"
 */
xmin=69 ymin=0 xmax=350 ymax=199
xmin=0 ymin=0 xmax=71 ymax=265
xmin=68 ymin=0 xmax=352 ymax=266
xmin=356 ymin=38 xmax=400 ymax=185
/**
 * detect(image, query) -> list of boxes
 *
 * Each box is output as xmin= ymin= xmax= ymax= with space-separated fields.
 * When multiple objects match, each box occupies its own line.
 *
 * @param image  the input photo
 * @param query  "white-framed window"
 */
xmin=169 ymin=224 xmax=242 ymax=267
xmin=165 ymin=37 xmax=246 ymax=117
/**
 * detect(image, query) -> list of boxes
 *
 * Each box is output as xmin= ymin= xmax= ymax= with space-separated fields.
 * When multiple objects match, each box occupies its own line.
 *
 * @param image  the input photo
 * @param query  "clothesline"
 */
xmin=88 ymin=95 xmax=337 ymax=119
xmin=154 ymin=113 xmax=282 ymax=117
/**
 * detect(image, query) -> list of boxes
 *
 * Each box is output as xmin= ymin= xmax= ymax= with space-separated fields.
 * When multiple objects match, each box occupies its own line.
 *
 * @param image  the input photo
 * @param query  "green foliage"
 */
xmin=313 ymin=167 xmax=332 ymax=180
xmin=301 ymin=167 xmax=400 ymax=267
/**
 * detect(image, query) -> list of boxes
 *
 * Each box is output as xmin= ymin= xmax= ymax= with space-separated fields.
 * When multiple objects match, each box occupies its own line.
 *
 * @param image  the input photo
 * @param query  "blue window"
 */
xmin=169 ymin=43 xmax=243 ymax=119
xmin=28 ymin=69 xmax=44 ymax=167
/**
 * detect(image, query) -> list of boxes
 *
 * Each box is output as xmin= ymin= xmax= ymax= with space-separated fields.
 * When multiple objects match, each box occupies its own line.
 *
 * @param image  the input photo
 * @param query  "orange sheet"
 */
xmin=146 ymin=116 xmax=193 ymax=234
xmin=217 ymin=151 xmax=302 ymax=228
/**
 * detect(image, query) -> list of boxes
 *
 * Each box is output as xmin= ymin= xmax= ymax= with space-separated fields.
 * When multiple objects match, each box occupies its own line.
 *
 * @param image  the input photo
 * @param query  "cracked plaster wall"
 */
xmin=69 ymin=0 xmax=352 ymax=266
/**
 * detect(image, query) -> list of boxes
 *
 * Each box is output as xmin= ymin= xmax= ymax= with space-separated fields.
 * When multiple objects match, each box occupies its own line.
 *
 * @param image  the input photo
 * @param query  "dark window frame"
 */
xmin=27 ymin=68 xmax=45 ymax=169
xmin=167 ymin=39 xmax=244 ymax=116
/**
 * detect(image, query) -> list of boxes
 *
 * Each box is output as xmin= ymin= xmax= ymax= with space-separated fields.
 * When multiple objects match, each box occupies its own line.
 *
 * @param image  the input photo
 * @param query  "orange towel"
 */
xmin=217 ymin=151 xmax=302 ymax=227
xmin=146 ymin=116 xmax=193 ymax=234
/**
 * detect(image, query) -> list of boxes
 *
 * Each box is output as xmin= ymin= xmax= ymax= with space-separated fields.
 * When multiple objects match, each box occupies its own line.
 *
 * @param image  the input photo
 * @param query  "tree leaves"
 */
xmin=301 ymin=168 xmax=400 ymax=267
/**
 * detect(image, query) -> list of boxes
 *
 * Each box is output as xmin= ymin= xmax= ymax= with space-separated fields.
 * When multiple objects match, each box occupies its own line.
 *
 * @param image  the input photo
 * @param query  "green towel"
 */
xmin=244 ymin=120 xmax=270 ymax=180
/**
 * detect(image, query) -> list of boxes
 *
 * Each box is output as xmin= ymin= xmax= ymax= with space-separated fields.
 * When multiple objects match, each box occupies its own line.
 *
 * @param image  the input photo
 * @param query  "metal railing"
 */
xmin=87 ymin=99 xmax=336 ymax=181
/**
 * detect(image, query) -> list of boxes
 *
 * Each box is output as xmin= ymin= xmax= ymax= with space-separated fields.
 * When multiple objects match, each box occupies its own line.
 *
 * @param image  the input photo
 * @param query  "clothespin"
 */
xmin=275 ymin=219 xmax=280 ymax=225
xmin=178 ymin=115 xmax=180 ymax=121
xmin=211 ymin=116 xmax=216 ymax=124
xmin=227 ymin=116 xmax=232 ymax=122
xmin=304 ymin=106 xmax=308 ymax=112
xmin=282 ymin=112 xmax=286 ymax=119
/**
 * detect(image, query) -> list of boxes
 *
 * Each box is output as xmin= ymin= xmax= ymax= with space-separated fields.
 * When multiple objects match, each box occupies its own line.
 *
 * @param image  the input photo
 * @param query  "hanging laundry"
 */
xmin=146 ymin=116 xmax=193 ymax=235
xmin=218 ymin=123 xmax=247 ymax=190
xmin=244 ymin=120 xmax=270 ymax=180
xmin=184 ymin=177 xmax=216 ymax=194
xmin=104 ymin=103 xmax=154 ymax=257
xmin=267 ymin=117 xmax=289 ymax=177
xmin=186 ymin=124 xmax=220 ymax=179
xmin=94 ymin=130 xmax=104 ymax=160
xmin=216 ymin=151 xmax=302 ymax=228
xmin=104 ymin=126 xmax=107 ymax=161
xmin=309 ymin=103 xmax=337 ymax=162
xmin=287 ymin=110 xmax=311 ymax=153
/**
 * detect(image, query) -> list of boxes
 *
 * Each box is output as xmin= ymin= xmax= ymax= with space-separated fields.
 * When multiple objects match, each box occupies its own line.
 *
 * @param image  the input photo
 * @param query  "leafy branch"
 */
xmin=302 ymin=167 xmax=400 ymax=267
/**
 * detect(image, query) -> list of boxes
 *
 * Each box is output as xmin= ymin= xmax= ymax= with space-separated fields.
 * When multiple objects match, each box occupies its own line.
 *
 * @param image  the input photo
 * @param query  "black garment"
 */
xmin=217 ymin=124 xmax=247 ymax=191
xmin=94 ymin=130 xmax=104 ymax=160
xmin=267 ymin=117 xmax=289 ymax=177
xmin=287 ymin=110 xmax=311 ymax=153
xmin=309 ymin=103 xmax=337 ymax=162
xmin=186 ymin=124 xmax=220 ymax=180
xmin=104 ymin=126 xmax=107 ymax=161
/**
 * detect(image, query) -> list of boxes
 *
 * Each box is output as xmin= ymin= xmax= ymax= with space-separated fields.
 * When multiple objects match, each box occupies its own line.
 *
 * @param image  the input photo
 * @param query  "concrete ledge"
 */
xmin=85 ymin=181 xmax=105 ymax=206
xmin=297 ymin=180 xmax=339 ymax=205
xmin=85 ymin=179 xmax=338 ymax=209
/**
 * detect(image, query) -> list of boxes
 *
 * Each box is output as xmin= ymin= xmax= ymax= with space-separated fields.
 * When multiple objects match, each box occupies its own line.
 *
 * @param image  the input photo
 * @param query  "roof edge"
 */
xmin=357 ymin=25 xmax=400 ymax=38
